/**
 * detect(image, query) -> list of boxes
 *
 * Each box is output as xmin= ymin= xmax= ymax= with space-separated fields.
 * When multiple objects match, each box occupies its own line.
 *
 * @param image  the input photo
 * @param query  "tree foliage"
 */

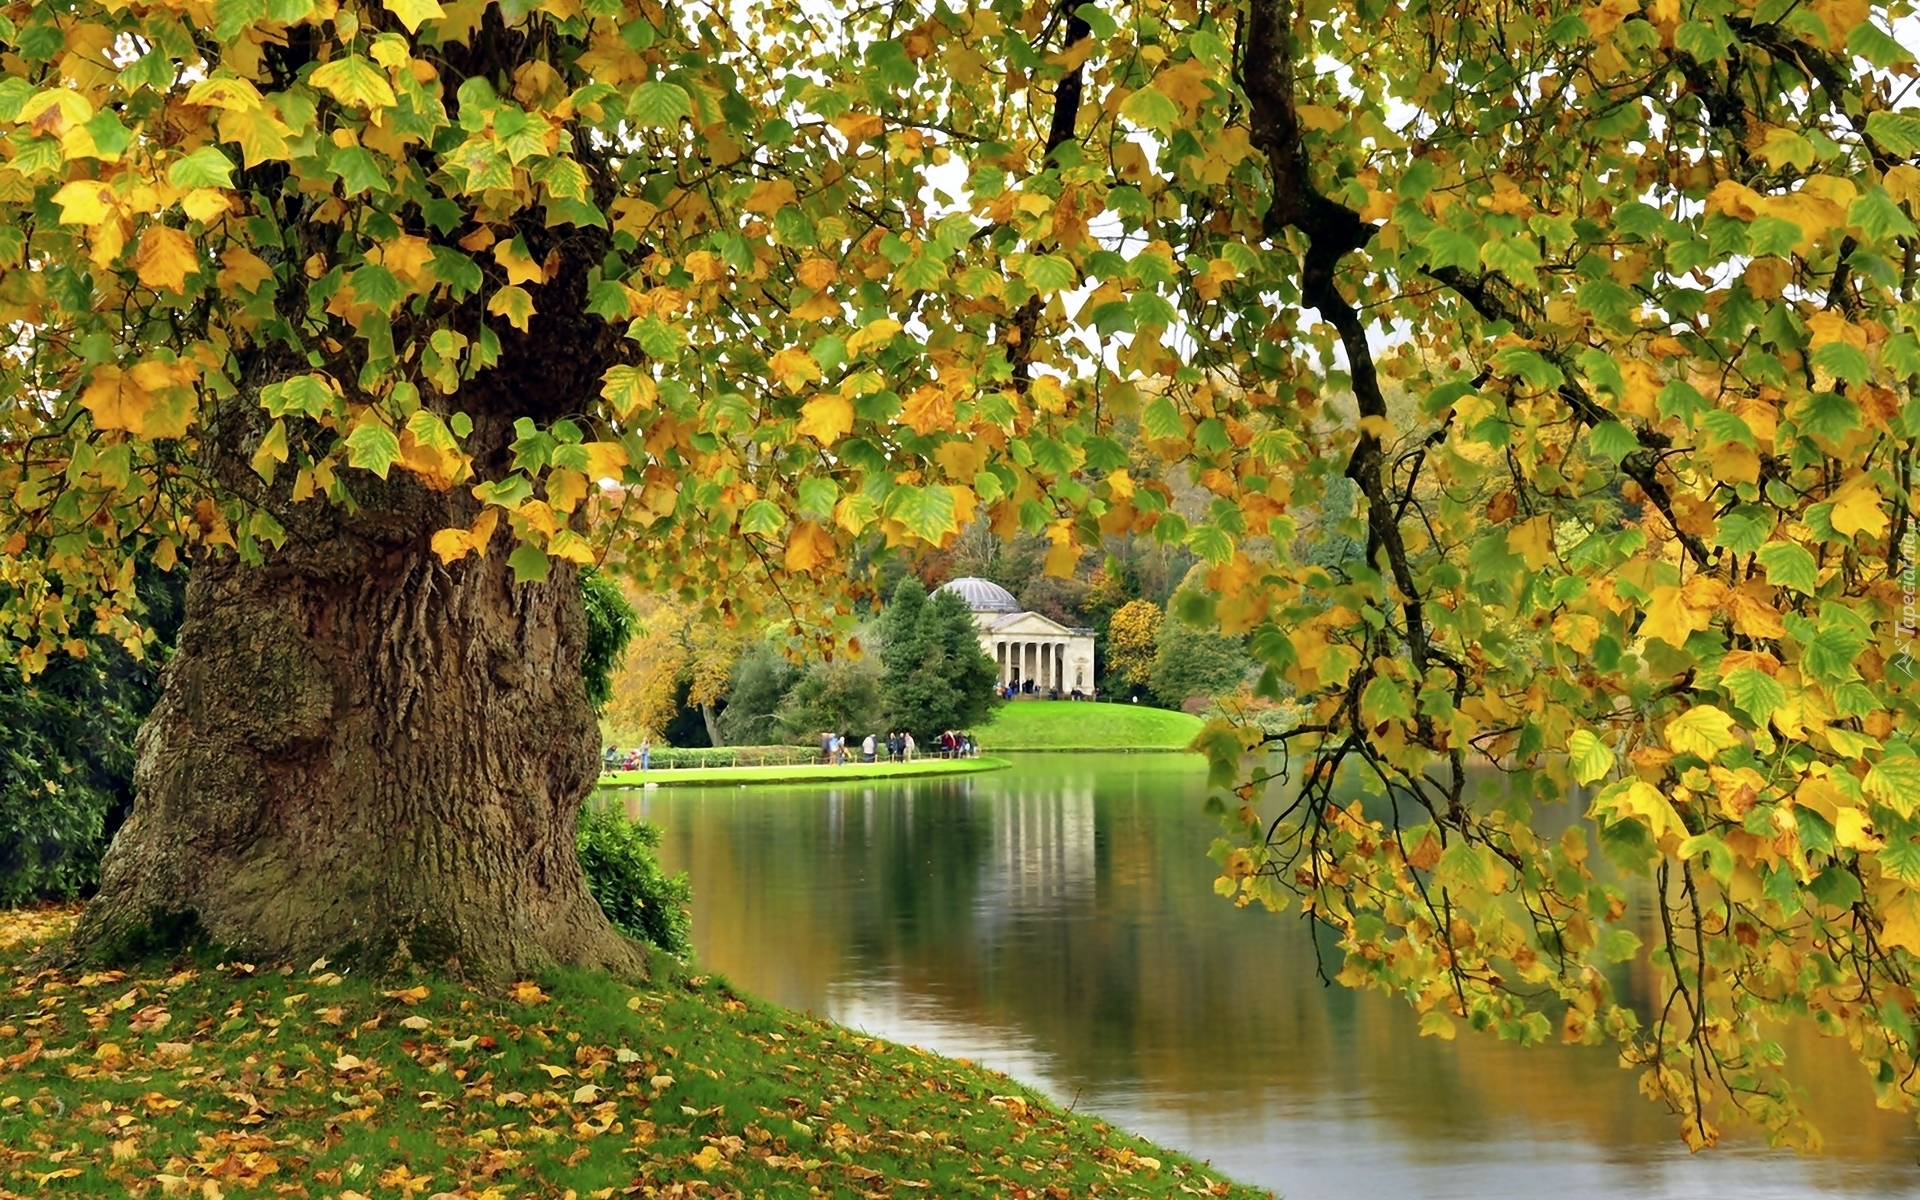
xmin=1149 ymin=607 xmax=1250 ymax=709
xmin=878 ymin=579 xmax=1001 ymax=738
xmin=0 ymin=0 xmax=1915 ymax=1144
xmin=1106 ymin=598 xmax=1163 ymax=691
xmin=579 ymin=566 xmax=636 ymax=712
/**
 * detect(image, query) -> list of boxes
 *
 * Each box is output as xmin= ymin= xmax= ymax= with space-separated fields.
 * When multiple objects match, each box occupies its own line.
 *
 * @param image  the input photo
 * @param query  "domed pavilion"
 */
xmin=936 ymin=577 xmax=1098 ymax=698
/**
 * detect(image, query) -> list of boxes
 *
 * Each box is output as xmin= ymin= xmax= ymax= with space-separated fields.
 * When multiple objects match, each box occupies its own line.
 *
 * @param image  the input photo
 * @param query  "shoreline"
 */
xmin=599 ymin=755 xmax=1013 ymax=788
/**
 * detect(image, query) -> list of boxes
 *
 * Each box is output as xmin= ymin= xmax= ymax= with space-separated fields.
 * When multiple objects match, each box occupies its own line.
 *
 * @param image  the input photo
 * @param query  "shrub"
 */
xmin=576 ymin=806 xmax=692 ymax=958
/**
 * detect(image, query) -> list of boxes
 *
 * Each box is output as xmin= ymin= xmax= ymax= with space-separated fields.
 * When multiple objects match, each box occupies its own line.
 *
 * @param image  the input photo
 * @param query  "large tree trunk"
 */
xmin=76 ymin=539 xmax=643 ymax=980
xmin=74 ymin=218 xmax=643 ymax=981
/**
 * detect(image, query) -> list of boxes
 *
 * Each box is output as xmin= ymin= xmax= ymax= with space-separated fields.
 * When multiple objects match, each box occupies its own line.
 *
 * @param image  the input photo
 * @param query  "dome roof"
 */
xmin=938 ymin=577 xmax=1022 ymax=614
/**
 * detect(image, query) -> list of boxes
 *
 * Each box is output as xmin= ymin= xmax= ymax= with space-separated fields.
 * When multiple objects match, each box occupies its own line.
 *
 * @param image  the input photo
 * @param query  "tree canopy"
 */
xmin=1 ymin=0 xmax=1917 ymax=1143
xmin=878 ymin=578 xmax=1000 ymax=736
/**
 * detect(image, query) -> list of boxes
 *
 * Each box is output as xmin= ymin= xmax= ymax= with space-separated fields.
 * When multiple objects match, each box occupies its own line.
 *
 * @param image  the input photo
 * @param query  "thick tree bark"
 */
xmin=73 ymin=220 xmax=644 ymax=981
xmin=75 ymin=537 xmax=643 ymax=980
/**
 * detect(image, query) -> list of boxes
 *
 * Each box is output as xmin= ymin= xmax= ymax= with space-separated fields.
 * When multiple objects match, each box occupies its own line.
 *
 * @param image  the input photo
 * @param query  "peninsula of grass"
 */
xmin=600 ymin=755 xmax=1011 ymax=789
xmin=0 ymin=908 xmax=1267 ymax=1199
xmin=977 ymin=700 xmax=1203 ymax=752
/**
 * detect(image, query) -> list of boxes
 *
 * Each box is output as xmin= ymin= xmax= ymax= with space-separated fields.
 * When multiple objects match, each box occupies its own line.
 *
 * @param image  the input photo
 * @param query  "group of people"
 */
xmin=603 ymin=738 xmax=651 ymax=772
xmin=817 ymin=730 xmax=979 ymax=764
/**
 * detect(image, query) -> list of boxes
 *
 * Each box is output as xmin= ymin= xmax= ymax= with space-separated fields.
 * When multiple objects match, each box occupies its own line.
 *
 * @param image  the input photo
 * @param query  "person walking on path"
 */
xmin=903 ymin=731 xmax=915 ymax=762
xmin=639 ymin=735 xmax=651 ymax=772
xmin=862 ymin=733 xmax=877 ymax=764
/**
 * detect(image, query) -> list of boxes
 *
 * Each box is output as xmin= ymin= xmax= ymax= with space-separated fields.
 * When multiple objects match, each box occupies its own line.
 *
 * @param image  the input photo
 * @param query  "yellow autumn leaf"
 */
xmin=692 ymin=1145 xmax=724 ymax=1171
xmin=52 ymin=180 xmax=116 ymax=227
xmin=135 ymin=225 xmax=200 ymax=293
xmin=310 ymin=55 xmax=398 ymax=115
xmin=744 ymin=178 xmax=797 ymax=214
xmin=1639 ymin=581 xmax=1718 ymax=649
xmin=180 ymin=188 xmax=229 ymax=224
xmin=535 ymin=1063 xmax=573 ymax=1079
xmin=1664 ymin=705 xmax=1741 ymax=760
xmin=493 ymin=238 xmax=544 ymax=287
xmin=784 ymin=521 xmax=836 ymax=573
xmin=1828 ymin=477 xmax=1888 ymax=540
xmin=185 ymin=76 xmax=264 ymax=111
xmin=217 ymin=247 xmax=275 ymax=294
xmin=796 ymin=257 xmax=837 ymax=289
xmin=845 ymin=318 xmax=902 ymax=356
xmin=80 ymin=366 xmax=150 ymax=433
xmin=1878 ymin=884 xmax=1920 ymax=953
xmin=1601 ymin=779 xmax=1690 ymax=840
xmin=383 ymin=0 xmax=446 ymax=31
xmin=770 ymin=347 xmax=824 ymax=392
xmin=797 ymin=393 xmax=853 ymax=444
xmin=487 ymin=284 xmax=536 ymax=331
xmin=1505 ymin=516 xmax=1553 ymax=571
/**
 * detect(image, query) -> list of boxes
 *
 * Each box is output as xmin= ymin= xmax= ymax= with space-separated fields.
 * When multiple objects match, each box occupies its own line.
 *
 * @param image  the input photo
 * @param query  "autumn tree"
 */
xmin=4 ymin=0 xmax=1920 ymax=1145
xmin=1105 ymin=599 xmax=1162 ymax=695
xmin=602 ymin=596 xmax=744 ymax=748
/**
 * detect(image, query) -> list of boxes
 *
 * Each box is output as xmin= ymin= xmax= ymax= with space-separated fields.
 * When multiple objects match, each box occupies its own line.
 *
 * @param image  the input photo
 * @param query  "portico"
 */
xmin=936 ymin=577 xmax=1097 ymax=698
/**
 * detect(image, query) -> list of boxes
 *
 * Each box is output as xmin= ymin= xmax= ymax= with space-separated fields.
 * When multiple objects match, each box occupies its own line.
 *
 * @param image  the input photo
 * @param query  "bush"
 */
xmin=576 ymin=806 xmax=692 ymax=958
xmin=605 ymin=745 xmax=818 ymax=770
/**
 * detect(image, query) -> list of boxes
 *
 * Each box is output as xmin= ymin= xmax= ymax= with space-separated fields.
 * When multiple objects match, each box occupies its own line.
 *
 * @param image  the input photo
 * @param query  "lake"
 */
xmin=614 ymin=752 xmax=1920 ymax=1199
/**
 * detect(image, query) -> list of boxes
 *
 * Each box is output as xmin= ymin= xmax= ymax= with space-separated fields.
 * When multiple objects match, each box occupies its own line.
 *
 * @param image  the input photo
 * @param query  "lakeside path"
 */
xmin=600 ymin=755 xmax=1012 ymax=789
xmin=0 ymin=906 xmax=1272 ymax=1199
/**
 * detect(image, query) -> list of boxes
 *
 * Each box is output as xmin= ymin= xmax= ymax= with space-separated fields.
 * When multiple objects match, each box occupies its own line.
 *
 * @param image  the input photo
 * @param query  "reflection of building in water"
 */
xmin=979 ymin=783 xmax=1097 ymax=917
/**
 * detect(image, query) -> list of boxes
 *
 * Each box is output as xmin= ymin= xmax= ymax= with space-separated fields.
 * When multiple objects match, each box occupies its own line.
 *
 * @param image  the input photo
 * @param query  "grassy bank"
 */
xmin=0 ymin=908 xmax=1265 ymax=1199
xmin=977 ymin=700 xmax=1203 ymax=752
xmin=601 ymin=755 xmax=1011 ymax=789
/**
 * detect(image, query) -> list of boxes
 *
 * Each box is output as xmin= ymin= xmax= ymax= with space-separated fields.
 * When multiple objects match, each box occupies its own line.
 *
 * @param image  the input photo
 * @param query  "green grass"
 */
xmin=601 ymin=755 xmax=1011 ymax=789
xmin=977 ymin=700 xmax=1203 ymax=752
xmin=0 ymin=907 xmax=1267 ymax=1199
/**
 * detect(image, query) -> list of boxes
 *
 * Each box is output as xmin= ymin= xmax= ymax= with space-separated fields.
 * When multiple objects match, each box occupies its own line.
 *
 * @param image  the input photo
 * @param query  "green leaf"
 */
xmin=1119 ymin=85 xmax=1182 ymax=132
xmin=1722 ymin=667 xmax=1786 ymax=722
xmin=1849 ymin=187 xmax=1917 ymax=241
xmin=627 ymin=80 xmax=691 ymax=127
xmin=1360 ymin=675 xmax=1413 ymax=726
xmin=1810 ymin=342 xmax=1871 ymax=385
xmin=1021 ymin=253 xmax=1078 ymax=294
xmin=1568 ymin=729 xmax=1614 ymax=785
xmin=168 ymin=145 xmax=236 ymax=189
xmin=887 ymin=484 xmax=958 ymax=542
xmin=894 ymin=253 xmax=949 ymax=293
xmin=1586 ymin=421 xmax=1638 ymax=462
xmin=507 ymin=542 xmax=550 ymax=583
xmin=1596 ymin=928 xmax=1642 ymax=964
xmin=345 ymin=421 xmax=402 ymax=479
xmin=1187 ymin=524 xmax=1234 ymax=564
xmin=1848 ymin=21 xmax=1914 ymax=68
xmin=1865 ymin=111 xmax=1920 ymax=157
xmin=1866 ymin=755 xmax=1920 ymax=817
xmin=1419 ymin=227 xmax=1482 ymax=272
xmin=738 ymin=498 xmax=785 ymax=537
xmin=309 ymin=54 xmax=396 ymax=113
xmin=260 ymin=374 xmax=334 ymax=419
xmin=1756 ymin=541 xmax=1819 ymax=595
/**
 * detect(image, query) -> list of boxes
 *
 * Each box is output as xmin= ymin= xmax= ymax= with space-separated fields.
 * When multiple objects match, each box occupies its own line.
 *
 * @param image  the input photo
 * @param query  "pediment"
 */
xmin=983 ymin=611 xmax=1080 ymax=638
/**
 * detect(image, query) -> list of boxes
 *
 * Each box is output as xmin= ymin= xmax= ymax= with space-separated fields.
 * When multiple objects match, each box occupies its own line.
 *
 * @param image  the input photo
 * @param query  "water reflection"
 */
xmin=615 ymin=756 xmax=1920 ymax=1200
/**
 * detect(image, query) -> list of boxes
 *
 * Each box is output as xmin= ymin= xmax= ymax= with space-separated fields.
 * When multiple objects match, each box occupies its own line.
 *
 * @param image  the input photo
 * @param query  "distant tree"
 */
xmin=1106 ymin=600 xmax=1163 ymax=696
xmin=1150 ymin=593 xmax=1254 ymax=710
xmin=718 ymin=643 xmax=800 ymax=746
xmin=878 ymin=580 xmax=1001 ymax=739
xmin=603 ymin=597 xmax=745 ymax=747
xmin=776 ymin=656 xmax=886 ymax=743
